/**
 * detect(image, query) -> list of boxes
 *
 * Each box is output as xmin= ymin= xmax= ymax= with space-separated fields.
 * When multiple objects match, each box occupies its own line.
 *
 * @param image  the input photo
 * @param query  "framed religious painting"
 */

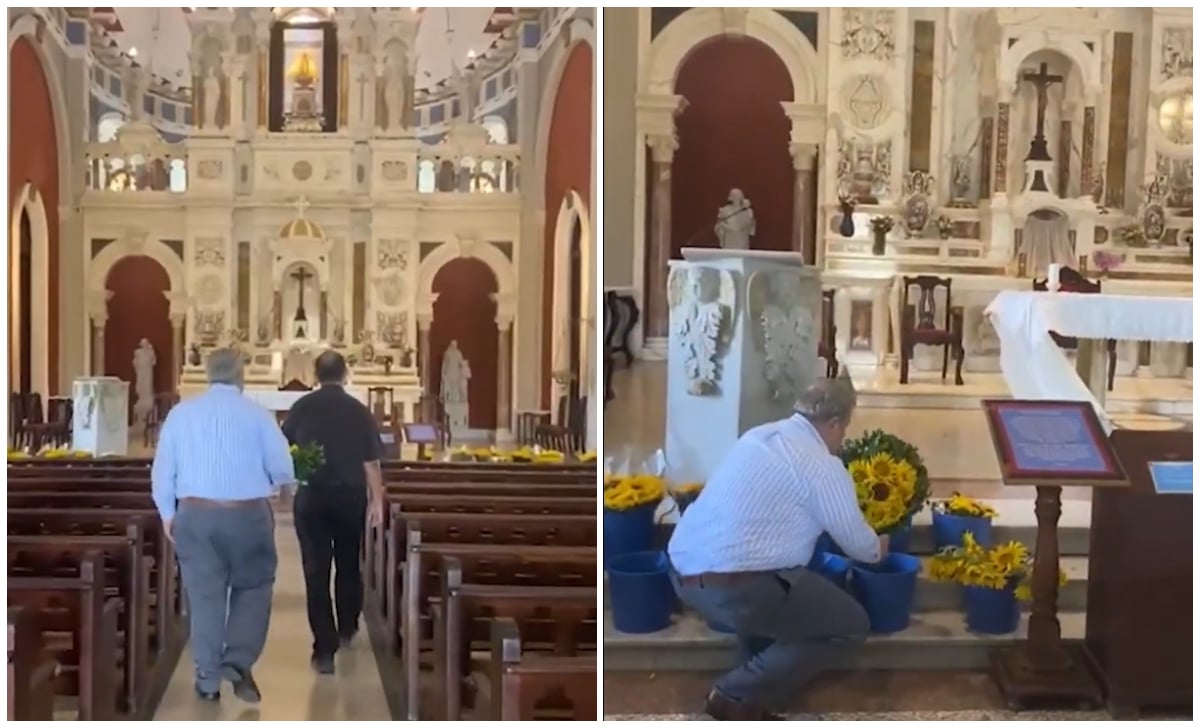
xmin=980 ymin=399 xmax=1128 ymax=486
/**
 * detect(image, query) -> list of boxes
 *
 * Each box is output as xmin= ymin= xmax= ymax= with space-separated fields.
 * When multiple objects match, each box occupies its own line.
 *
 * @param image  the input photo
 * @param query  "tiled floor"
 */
xmin=152 ymin=511 xmax=392 ymax=721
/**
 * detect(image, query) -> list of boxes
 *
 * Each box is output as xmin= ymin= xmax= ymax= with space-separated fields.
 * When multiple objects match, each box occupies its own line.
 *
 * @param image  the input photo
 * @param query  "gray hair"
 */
xmin=206 ymin=348 xmax=244 ymax=386
xmin=793 ymin=369 xmax=857 ymax=424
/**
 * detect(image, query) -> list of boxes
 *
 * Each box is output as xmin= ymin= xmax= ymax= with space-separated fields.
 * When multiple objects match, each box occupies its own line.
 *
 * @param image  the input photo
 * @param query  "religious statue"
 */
xmin=749 ymin=272 xmax=817 ymax=404
xmin=132 ymin=339 xmax=157 ymax=427
xmin=449 ymin=60 xmax=479 ymax=123
xmin=440 ymin=340 xmax=472 ymax=434
xmin=381 ymin=40 xmax=409 ymax=131
xmin=668 ymin=265 xmax=734 ymax=396
xmin=714 ymin=189 xmax=755 ymax=250
xmin=125 ymin=64 xmax=148 ymax=122
xmin=203 ymin=62 xmax=223 ymax=129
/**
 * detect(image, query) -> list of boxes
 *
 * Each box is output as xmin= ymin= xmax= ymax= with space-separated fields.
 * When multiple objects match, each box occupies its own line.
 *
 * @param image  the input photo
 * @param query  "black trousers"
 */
xmin=294 ymin=485 xmax=367 ymax=658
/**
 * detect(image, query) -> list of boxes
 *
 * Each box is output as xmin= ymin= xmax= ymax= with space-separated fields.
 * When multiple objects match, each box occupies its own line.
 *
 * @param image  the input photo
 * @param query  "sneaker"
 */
xmin=703 ymin=690 xmax=785 ymax=721
xmin=223 ymin=665 xmax=261 ymax=704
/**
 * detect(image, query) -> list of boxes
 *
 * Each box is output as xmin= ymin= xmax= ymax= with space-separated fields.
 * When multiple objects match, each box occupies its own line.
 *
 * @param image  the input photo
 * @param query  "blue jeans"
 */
xmin=670 ymin=566 xmax=868 ymax=713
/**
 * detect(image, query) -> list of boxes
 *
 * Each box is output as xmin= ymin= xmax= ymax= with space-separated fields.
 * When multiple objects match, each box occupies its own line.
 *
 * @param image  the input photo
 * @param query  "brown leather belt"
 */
xmin=179 ymin=497 xmax=268 ymax=509
xmin=678 ymin=570 xmax=774 ymax=589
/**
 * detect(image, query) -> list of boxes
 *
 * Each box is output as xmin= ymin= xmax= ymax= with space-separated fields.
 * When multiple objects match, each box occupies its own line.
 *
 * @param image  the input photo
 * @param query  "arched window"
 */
xmin=417 ymin=159 xmax=436 ymax=193
xmin=169 ymin=159 xmax=188 ymax=192
xmin=481 ymin=115 xmax=508 ymax=145
xmin=97 ymin=113 xmax=126 ymax=143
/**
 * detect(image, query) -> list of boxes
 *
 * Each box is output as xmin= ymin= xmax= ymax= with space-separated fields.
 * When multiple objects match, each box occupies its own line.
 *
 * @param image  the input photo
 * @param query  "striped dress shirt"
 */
xmin=151 ymin=384 xmax=295 ymax=521
xmin=668 ymin=414 xmax=881 ymax=576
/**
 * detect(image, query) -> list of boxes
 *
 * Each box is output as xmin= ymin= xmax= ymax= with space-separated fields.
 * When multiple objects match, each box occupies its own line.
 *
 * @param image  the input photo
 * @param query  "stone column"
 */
xmin=495 ymin=316 xmax=513 ymax=436
xmin=416 ymin=311 xmax=433 ymax=403
xmin=87 ymin=290 xmax=113 ymax=376
xmin=170 ymin=314 xmax=186 ymax=387
xmin=253 ymin=8 xmax=272 ymax=131
xmin=1081 ymin=105 xmax=1097 ymax=197
xmin=994 ymin=101 xmax=1011 ymax=194
xmin=979 ymin=116 xmax=994 ymax=199
xmin=1057 ymin=118 xmax=1072 ymax=197
xmin=645 ymin=134 xmax=678 ymax=341
xmin=791 ymin=143 xmax=818 ymax=264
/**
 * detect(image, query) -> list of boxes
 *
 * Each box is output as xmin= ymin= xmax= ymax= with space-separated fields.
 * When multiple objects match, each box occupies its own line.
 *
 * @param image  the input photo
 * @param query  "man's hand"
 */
xmin=164 ymin=517 xmax=175 ymax=544
xmin=368 ymin=497 xmax=384 ymax=528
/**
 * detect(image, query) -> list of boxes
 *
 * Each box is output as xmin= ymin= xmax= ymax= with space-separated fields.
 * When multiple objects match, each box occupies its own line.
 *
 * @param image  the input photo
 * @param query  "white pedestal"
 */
xmin=71 ymin=377 xmax=130 ymax=457
xmin=665 ymin=249 xmax=823 ymax=483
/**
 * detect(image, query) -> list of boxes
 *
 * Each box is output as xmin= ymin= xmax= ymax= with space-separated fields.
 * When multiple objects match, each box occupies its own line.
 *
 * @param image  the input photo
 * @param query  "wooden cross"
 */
xmin=291 ymin=267 xmax=313 ymax=321
xmin=293 ymin=195 xmax=310 ymax=219
xmin=1021 ymin=62 xmax=1065 ymax=162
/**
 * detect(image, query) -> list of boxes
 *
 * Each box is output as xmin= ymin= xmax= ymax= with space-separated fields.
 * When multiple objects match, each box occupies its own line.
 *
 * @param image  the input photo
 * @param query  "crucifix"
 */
xmin=291 ymin=267 xmax=313 ymax=323
xmin=293 ymin=194 xmax=311 ymax=219
xmin=1021 ymin=62 xmax=1065 ymax=162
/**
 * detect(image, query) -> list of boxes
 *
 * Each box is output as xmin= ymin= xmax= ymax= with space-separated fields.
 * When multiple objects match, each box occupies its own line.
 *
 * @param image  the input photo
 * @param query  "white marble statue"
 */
xmin=440 ymin=340 xmax=472 ymax=433
xmin=449 ymin=60 xmax=478 ymax=123
xmin=668 ymin=265 xmax=734 ymax=396
xmin=751 ymin=272 xmax=817 ymax=404
xmin=203 ymin=56 xmax=224 ymax=130
xmin=382 ymin=40 xmax=409 ymax=131
xmin=715 ymin=189 xmax=755 ymax=250
xmin=132 ymin=339 xmax=157 ymax=426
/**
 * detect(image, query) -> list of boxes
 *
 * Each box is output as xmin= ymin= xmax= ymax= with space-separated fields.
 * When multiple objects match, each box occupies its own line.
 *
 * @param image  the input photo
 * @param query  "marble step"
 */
xmin=603 ymin=609 xmax=1086 ymax=673
xmin=603 ymin=555 xmax=1088 ymax=613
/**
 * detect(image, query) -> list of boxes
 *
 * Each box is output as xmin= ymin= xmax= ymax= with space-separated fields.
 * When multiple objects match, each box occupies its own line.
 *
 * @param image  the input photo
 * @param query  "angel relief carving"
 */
xmin=748 ymin=271 xmax=817 ymax=405
xmin=668 ymin=265 xmax=735 ymax=396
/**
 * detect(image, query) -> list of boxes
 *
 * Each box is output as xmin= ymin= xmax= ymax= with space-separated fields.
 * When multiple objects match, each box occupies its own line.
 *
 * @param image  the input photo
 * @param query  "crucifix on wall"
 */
xmin=1021 ymin=62 xmax=1065 ymax=163
xmin=291 ymin=267 xmax=314 ymax=340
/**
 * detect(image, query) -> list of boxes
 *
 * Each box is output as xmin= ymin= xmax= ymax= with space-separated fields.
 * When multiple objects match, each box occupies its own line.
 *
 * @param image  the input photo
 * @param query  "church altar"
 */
xmin=241 ymin=386 xmax=367 ymax=412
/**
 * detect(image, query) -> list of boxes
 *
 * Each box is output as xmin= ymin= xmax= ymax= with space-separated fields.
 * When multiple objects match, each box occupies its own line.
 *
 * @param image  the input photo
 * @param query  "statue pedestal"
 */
xmin=71 ymin=377 xmax=130 ymax=457
xmin=665 ymin=249 xmax=823 ymax=483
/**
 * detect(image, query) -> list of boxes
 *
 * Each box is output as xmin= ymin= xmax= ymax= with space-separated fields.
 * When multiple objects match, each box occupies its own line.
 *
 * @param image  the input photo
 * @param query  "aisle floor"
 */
xmin=153 ymin=512 xmax=392 ymax=721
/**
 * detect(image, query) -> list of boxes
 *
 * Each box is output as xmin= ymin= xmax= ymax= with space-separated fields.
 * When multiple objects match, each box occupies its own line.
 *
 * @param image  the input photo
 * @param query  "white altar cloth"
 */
xmin=243 ymin=386 xmax=367 ymax=413
xmin=985 ymin=291 xmax=1193 ymax=431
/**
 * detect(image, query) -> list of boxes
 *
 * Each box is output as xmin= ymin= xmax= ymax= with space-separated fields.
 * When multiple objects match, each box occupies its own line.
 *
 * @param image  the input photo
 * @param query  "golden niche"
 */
xmin=288 ymin=51 xmax=318 ymax=89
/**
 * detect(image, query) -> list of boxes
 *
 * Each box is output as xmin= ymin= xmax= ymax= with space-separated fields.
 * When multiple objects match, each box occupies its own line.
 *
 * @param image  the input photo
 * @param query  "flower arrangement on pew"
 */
xmin=842 ymin=429 xmax=930 ymax=548
xmin=290 ymin=443 xmax=325 ymax=487
xmin=931 ymin=493 xmax=998 ymax=550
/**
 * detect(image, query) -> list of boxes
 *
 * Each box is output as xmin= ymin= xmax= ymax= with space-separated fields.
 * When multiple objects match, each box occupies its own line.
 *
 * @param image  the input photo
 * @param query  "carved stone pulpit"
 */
xmin=664 ymin=249 xmax=823 ymax=483
xmin=71 ymin=377 xmax=130 ymax=457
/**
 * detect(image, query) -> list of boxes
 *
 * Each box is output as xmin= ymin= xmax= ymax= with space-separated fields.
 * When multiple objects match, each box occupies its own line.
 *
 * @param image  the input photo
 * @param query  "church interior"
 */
xmin=9 ymin=6 xmax=597 ymax=721
xmin=602 ymin=7 xmax=1192 ymax=720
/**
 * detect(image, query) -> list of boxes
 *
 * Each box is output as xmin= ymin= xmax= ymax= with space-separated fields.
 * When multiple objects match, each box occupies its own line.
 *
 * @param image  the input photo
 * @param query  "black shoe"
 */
xmin=339 ymin=632 xmax=355 ymax=648
xmin=311 ymin=654 xmax=336 ymax=675
xmin=223 ymin=665 xmax=261 ymax=704
xmin=195 ymin=685 xmax=220 ymax=702
xmin=704 ymin=690 xmax=784 ymax=721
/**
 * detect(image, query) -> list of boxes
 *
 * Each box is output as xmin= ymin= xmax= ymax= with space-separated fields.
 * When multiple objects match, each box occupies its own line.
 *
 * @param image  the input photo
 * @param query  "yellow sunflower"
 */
xmin=891 ymin=460 xmax=917 ymax=498
xmin=988 ymin=541 xmax=1029 ymax=577
xmin=848 ymin=458 xmax=872 ymax=487
xmin=867 ymin=453 xmax=897 ymax=481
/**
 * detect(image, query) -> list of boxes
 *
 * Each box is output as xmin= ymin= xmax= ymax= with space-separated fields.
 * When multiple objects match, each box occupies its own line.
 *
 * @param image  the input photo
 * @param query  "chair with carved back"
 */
xmin=533 ymin=424 xmax=577 ymax=454
xmin=817 ymin=288 xmax=839 ymax=378
xmin=899 ymin=276 xmax=965 ymax=386
xmin=1031 ymin=267 xmax=1117 ymax=392
xmin=515 ymin=411 xmax=552 ymax=447
xmin=367 ymin=387 xmax=395 ymax=428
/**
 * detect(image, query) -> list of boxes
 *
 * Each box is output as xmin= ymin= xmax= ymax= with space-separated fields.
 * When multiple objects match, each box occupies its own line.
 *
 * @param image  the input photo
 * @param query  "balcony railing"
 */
xmin=415 ymin=149 xmax=520 ymax=194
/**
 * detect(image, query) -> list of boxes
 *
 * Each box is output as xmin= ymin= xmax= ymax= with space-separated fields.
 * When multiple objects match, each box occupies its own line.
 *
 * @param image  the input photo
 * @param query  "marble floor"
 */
xmin=152 ymin=510 xmax=392 ymax=721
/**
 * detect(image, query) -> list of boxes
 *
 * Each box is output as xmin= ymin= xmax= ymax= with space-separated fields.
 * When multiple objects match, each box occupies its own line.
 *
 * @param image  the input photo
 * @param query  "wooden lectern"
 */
xmin=1085 ymin=428 xmax=1192 ymax=717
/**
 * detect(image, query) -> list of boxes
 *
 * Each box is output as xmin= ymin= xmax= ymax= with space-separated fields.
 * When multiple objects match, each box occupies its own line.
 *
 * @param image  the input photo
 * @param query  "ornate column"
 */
xmin=790 ymin=143 xmax=819 ymax=264
xmin=165 ymin=291 xmax=191 ymax=387
xmin=495 ymin=315 xmax=514 ymax=436
xmin=87 ymin=290 xmax=113 ymax=376
xmin=994 ymin=98 xmax=1012 ymax=195
xmin=1080 ymin=93 xmax=1098 ymax=198
xmin=645 ymin=133 xmax=678 ymax=341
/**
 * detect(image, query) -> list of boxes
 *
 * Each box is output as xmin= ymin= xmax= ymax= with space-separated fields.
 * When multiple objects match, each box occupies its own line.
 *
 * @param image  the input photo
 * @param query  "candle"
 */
xmin=1046 ymin=263 xmax=1062 ymax=292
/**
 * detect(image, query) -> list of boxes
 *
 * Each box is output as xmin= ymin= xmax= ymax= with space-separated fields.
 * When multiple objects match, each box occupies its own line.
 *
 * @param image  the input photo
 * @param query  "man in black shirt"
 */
xmin=282 ymin=351 xmax=386 ymax=675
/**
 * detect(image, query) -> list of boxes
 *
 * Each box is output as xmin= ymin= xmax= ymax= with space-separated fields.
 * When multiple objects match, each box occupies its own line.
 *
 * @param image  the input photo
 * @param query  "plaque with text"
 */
xmin=403 ymin=423 xmax=440 ymax=445
xmin=981 ymin=399 xmax=1127 ymax=485
xmin=1148 ymin=461 xmax=1192 ymax=495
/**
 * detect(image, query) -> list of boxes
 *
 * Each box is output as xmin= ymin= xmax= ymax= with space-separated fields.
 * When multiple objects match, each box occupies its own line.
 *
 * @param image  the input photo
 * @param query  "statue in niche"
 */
xmin=668 ymin=265 xmax=735 ymax=396
xmin=204 ymin=63 xmax=223 ymax=129
xmin=749 ymin=272 xmax=816 ymax=405
xmin=125 ymin=64 xmax=148 ymax=121
xmin=132 ymin=339 xmax=157 ymax=427
xmin=440 ymin=340 xmax=472 ymax=434
xmin=714 ymin=189 xmax=755 ymax=250
xmin=449 ymin=60 xmax=480 ymax=123
xmin=380 ymin=40 xmax=409 ymax=131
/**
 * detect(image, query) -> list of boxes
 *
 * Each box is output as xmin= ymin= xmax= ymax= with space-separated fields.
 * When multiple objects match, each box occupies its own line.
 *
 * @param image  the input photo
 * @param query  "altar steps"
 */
xmin=605 ymin=499 xmax=1091 ymax=673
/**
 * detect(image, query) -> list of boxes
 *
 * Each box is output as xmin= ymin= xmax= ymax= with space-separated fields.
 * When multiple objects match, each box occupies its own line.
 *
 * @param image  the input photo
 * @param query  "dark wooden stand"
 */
xmin=1085 ymin=428 xmax=1192 ymax=718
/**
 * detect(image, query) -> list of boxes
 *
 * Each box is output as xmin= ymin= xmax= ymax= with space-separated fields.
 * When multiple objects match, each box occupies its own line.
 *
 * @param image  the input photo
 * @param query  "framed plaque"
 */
xmin=981 ymin=399 xmax=1128 ymax=486
xmin=402 ymin=423 xmax=439 ymax=445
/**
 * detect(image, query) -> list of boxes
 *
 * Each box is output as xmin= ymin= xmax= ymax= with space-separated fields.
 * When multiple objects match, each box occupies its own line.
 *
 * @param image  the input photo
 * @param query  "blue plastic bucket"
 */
xmin=963 ymin=585 xmax=1019 ymax=634
xmin=706 ymin=619 xmax=736 ymax=633
xmin=607 ymin=550 xmax=674 ymax=634
xmin=814 ymin=532 xmax=843 ymax=557
xmin=932 ymin=511 xmax=993 ymax=551
xmin=849 ymin=553 xmax=921 ymax=634
xmin=889 ymin=516 xmax=914 ymax=554
xmin=603 ymin=502 xmax=657 ymax=563
xmin=810 ymin=552 xmax=851 ymax=589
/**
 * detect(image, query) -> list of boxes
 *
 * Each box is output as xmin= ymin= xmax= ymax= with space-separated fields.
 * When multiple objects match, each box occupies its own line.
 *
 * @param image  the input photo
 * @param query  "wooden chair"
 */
xmin=143 ymin=393 xmax=179 ymax=447
xmin=534 ymin=424 xmax=578 ymax=454
xmin=818 ymin=288 xmax=839 ymax=378
xmin=604 ymin=291 xmax=640 ymax=367
xmin=1032 ymin=267 xmax=1117 ymax=392
xmin=367 ymin=387 xmax=395 ymax=427
xmin=516 ymin=411 xmax=551 ymax=446
xmin=899 ymin=275 xmax=965 ymax=386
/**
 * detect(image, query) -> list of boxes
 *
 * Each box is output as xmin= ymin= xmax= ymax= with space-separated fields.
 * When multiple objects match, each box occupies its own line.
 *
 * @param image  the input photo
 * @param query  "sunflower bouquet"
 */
xmin=290 ymin=442 xmax=325 ymax=486
xmin=603 ymin=474 xmax=666 ymax=512
xmin=934 ymin=493 xmax=998 ymax=519
xmin=929 ymin=532 xmax=1065 ymax=600
xmin=842 ymin=429 xmax=930 ymax=534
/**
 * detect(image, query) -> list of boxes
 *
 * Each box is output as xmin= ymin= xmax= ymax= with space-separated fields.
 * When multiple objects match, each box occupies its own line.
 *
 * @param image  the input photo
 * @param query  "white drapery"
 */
xmin=1019 ymin=213 xmax=1074 ymax=275
xmin=985 ymin=291 xmax=1193 ymax=432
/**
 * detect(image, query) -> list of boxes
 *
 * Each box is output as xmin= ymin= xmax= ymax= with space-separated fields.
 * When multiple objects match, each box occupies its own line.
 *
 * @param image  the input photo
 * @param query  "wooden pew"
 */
xmin=8 ymin=606 xmax=58 ymax=721
xmin=7 ymin=551 xmax=122 ymax=720
xmin=400 ymin=526 xmax=595 ymax=718
xmin=433 ymin=556 xmax=596 ymax=720
xmin=8 ymin=532 xmax=151 ymax=713
xmin=489 ymin=617 xmax=596 ymax=720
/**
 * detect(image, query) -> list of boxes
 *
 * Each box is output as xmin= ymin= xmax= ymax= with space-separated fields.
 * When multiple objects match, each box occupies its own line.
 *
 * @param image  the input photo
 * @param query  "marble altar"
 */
xmin=72 ymin=376 xmax=130 ymax=456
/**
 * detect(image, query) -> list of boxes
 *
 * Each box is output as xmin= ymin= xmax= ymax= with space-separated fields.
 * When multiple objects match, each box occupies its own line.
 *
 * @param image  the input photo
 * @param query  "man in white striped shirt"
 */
xmin=151 ymin=348 xmax=295 ymax=703
xmin=668 ymin=370 xmax=884 ymax=720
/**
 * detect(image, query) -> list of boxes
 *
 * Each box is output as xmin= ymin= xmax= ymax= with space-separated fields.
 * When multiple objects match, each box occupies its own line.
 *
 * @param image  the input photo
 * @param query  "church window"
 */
xmin=417 ymin=160 xmax=437 ymax=193
xmin=169 ymin=159 xmax=188 ymax=192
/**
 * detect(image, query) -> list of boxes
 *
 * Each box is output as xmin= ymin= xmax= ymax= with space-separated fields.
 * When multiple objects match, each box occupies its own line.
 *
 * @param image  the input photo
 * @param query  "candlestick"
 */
xmin=1046 ymin=263 xmax=1062 ymax=293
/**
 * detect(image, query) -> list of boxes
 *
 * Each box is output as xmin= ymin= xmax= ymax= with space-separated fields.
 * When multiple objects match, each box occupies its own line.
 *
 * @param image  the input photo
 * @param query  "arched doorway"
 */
xmin=430 ymin=258 xmax=499 ymax=431
xmin=11 ymin=209 xmax=32 ymax=393
xmin=104 ymin=256 xmax=175 ymax=407
xmin=541 ymin=41 xmax=593 ymax=408
xmin=549 ymin=192 xmax=591 ymax=412
xmin=671 ymin=37 xmax=794 ymax=254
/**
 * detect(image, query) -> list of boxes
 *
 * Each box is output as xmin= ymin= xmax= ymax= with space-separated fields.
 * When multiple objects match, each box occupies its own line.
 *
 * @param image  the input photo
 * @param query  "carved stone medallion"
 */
xmin=376 ymin=240 xmax=408 ymax=270
xmin=841 ymin=9 xmax=896 ymax=60
xmin=747 ymin=270 xmax=817 ymax=405
xmin=1161 ymin=28 xmax=1193 ymax=80
xmin=667 ymin=265 xmax=736 ymax=397
xmin=292 ymin=160 xmax=313 ymax=182
xmin=193 ymin=238 xmax=225 ymax=266
xmin=842 ymin=75 xmax=887 ymax=130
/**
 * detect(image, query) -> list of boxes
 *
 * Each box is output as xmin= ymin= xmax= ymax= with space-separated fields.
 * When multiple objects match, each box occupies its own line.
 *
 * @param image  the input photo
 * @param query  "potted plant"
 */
xmin=869 ymin=216 xmax=894 ymax=256
xmin=932 ymin=493 xmax=997 ymax=550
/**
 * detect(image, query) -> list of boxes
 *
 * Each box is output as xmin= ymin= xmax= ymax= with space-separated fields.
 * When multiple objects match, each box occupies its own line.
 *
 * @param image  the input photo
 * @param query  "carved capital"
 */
xmin=416 ymin=312 xmax=434 ymax=329
xmin=163 ymin=290 xmax=192 ymax=317
xmin=791 ymin=143 xmax=819 ymax=172
xmin=490 ymin=292 xmax=517 ymax=329
xmin=416 ymin=293 xmax=440 ymax=319
xmin=87 ymin=289 xmax=114 ymax=324
xmin=647 ymin=134 xmax=678 ymax=164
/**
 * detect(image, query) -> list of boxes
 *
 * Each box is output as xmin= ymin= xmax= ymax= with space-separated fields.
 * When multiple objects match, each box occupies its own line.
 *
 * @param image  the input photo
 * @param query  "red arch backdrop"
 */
xmin=670 ymin=36 xmax=795 ymax=256
xmin=9 ymin=37 xmax=61 ymax=391
xmin=104 ymin=256 xmax=175 ymax=401
xmin=431 ymin=258 xmax=500 ymax=430
xmin=541 ymin=42 xmax=593 ymax=408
